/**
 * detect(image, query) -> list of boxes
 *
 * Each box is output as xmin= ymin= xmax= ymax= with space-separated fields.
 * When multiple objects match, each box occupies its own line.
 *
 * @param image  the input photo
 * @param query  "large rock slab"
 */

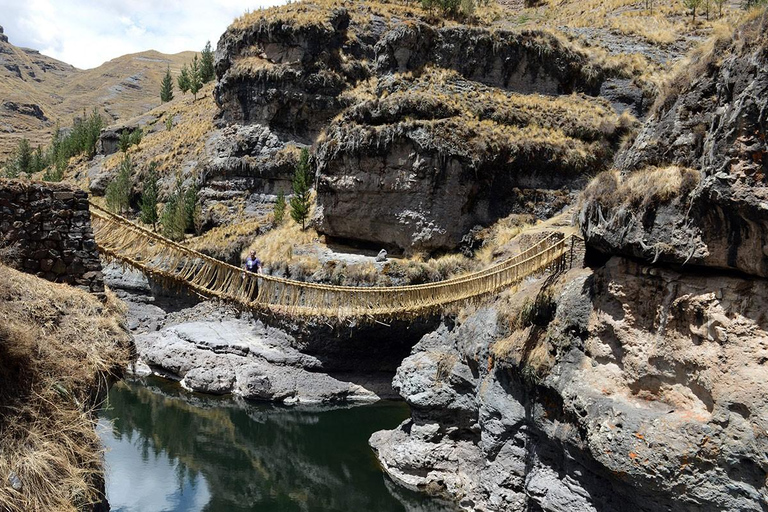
xmin=133 ymin=319 xmax=397 ymax=404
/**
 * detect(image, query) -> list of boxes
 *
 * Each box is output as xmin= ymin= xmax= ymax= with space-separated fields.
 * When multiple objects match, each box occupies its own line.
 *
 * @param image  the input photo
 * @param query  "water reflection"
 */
xmin=100 ymin=377 xmax=457 ymax=512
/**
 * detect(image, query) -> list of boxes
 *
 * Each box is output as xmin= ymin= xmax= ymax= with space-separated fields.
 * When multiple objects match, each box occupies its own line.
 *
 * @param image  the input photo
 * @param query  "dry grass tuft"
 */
xmin=185 ymin=218 xmax=265 ymax=263
xmin=0 ymin=264 xmax=131 ymax=512
xmin=582 ymin=166 xmax=701 ymax=211
xmin=242 ymin=198 xmax=321 ymax=274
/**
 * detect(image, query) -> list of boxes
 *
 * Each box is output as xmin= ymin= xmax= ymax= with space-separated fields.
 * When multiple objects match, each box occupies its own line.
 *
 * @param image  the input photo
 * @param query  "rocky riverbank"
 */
xmin=370 ymin=255 xmax=768 ymax=511
xmin=106 ymin=264 xmax=434 ymax=404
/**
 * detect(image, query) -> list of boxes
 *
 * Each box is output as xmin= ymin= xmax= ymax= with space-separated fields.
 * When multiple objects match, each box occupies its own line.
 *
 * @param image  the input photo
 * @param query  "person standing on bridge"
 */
xmin=244 ymin=251 xmax=262 ymax=275
xmin=243 ymin=251 xmax=262 ymax=299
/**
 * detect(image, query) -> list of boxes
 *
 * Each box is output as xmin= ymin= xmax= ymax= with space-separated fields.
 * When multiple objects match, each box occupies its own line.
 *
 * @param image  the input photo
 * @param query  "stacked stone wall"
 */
xmin=0 ymin=179 xmax=104 ymax=297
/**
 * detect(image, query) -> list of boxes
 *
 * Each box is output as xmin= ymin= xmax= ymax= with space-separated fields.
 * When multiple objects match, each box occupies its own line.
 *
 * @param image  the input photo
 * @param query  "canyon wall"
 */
xmin=211 ymin=3 xmax=642 ymax=253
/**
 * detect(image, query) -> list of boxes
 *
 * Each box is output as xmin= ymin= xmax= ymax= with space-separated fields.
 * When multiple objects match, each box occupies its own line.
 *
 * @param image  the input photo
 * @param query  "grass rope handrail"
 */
xmin=89 ymin=201 xmax=569 ymax=320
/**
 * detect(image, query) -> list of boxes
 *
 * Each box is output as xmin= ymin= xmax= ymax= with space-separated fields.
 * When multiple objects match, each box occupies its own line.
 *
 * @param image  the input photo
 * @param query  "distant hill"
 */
xmin=0 ymin=24 xmax=195 ymax=159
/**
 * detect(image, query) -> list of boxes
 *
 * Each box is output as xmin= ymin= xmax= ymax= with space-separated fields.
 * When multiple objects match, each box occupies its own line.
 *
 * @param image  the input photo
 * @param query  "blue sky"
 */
xmin=0 ymin=0 xmax=286 ymax=69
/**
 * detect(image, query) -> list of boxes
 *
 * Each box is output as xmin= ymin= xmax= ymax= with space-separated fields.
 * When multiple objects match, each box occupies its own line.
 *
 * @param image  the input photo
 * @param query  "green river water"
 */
xmin=99 ymin=377 xmax=458 ymax=512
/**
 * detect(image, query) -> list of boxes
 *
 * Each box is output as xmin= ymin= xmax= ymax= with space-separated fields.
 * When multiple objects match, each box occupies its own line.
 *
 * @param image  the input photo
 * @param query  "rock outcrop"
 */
xmin=133 ymin=319 xmax=398 ymax=403
xmin=371 ymin=258 xmax=768 ymax=511
xmin=373 ymin=23 xmax=608 ymax=96
xmin=580 ymin=13 xmax=768 ymax=278
xmin=314 ymin=70 xmax=628 ymax=253
xmin=106 ymin=264 xmax=437 ymax=404
xmin=212 ymin=1 xmax=640 ymax=253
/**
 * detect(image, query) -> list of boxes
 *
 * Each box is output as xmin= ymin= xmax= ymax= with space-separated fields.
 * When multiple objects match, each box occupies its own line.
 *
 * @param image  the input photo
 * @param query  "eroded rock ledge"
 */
xmin=580 ymin=14 xmax=768 ymax=278
xmin=371 ymin=258 xmax=768 ymax=511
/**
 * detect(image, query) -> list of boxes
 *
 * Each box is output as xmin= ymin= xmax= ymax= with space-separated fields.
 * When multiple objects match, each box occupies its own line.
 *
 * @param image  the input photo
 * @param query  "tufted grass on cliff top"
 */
xmin=581 ymin=166 xmax=701 ymax=212
xmin=0 ymin=264 xmax=131 ymax=512
xmin=231 ymin=0 xmax=505 ymax=32
xmin=327 ymin=68 xmax=636 ymax=173
xmin=343 ymin=68 xmax=632 ymax=140
xmin=524 ymin=0 xmax=738 ymax=43
xmin=652 ymin=7 xmax=768 ymax=116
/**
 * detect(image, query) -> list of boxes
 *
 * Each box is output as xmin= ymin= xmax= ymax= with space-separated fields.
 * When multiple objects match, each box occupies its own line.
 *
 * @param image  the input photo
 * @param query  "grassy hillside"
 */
xmin=0 ymin=28 xmax=195 ymax=159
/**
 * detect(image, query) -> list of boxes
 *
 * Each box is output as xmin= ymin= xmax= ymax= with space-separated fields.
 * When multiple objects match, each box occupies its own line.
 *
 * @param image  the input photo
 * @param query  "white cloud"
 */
xmin=0 ymin=0 xmax=286 ymax=69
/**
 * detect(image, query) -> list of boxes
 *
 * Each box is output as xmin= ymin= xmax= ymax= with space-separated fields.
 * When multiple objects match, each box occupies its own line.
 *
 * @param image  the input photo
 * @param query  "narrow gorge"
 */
xmin=1 ymin=1 xmax=766 ymax=511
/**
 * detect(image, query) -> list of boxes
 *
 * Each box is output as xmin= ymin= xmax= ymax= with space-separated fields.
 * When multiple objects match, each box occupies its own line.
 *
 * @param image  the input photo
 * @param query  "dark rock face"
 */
xmin=313 ymin=70 xmax=621 ymax=252
xmin=371 ymin=259 xmax=768 ymax=511
xmin=2 ymin=101 xmax=47 ymax=121
xmin=0 ymin=180 xmax=105 ymax=297
xmin=581 ymin=16 xmax=768 ymax=278
xmin=214 ymin=8 xmax=352 ymax=138
xmin=374 ymin=23 xmax=607 ymax=96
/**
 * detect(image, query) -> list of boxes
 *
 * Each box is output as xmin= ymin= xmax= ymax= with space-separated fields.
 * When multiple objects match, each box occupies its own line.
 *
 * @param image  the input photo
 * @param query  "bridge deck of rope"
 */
xmin=89 ymin=202 xmax=570 ymax=321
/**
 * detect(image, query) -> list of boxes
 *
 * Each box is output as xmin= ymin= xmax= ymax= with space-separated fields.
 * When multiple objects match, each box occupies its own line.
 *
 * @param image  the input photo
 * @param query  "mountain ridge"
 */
xmin=0 ymin=25 xmax=196 ymax=159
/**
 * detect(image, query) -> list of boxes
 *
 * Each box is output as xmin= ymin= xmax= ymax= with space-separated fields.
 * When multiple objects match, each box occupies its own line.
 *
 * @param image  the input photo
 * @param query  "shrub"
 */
xmin=105 ymin=154 xmax=133 ymax=214
xmin=273 ymin=190 xmax=286 ymax=225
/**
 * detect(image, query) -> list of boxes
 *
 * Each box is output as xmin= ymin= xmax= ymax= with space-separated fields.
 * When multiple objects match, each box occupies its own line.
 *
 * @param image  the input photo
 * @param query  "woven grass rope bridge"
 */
xmin=89 ymin=202 xmax=572 ymax=322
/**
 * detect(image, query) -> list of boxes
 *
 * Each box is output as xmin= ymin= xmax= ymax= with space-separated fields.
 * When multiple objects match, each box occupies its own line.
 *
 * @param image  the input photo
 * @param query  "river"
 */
xmin=99 ymin=377 xmax=458 ymax=512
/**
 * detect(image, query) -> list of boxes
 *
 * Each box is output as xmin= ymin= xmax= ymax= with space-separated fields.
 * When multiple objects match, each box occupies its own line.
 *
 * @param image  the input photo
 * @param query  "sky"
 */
xmin=0 ymin=0 xmax=286 ymax=69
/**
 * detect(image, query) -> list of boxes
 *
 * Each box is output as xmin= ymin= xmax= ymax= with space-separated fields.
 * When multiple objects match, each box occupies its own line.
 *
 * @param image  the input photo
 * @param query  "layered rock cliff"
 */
xmin=211 ymin=1 xmax=641 ymax=254
xmin=580 ymin=12 xmax=768 ymax=278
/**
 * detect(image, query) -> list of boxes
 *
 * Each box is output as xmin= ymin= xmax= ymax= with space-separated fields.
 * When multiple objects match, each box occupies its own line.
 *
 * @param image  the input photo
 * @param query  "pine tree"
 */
xmin=160 ymin=66 xmax=174 ymax=102
xmin=16 ymin=138 xmax=32 ymax=175
xmin=31 ymin=145 xmax=45 ymax=174
xmin=140 ymin=162 xmax=160 ymax=230
xmin=106 ymin=154 xmax=133 ymax=214
xmin=289 ymin=148 xmax=312 ymax=230
xmin=177 ymin=64 xmax=190 ymax=94
xmin=200 ymin=41 xmax=215 ymax=83
xmin=273 ymin=190 xmax=286 ymax=225
xmin=189 ymin=55 xmax=203 ymax=100
xmin=160 ymin=173 xmax=196 ymax=240
xmin=118 ymin=130 xmax=132 ymax=153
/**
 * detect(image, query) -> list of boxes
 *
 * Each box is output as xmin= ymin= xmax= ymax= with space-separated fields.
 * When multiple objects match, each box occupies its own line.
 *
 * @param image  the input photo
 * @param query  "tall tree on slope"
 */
xmin=189 ymin=55 xmax=203 ymax=100
xmin=200 ymin=41 xmax=215 ymax=83
xmin=160 ymin=66 xmax=174 ymax=102
xmin=290 ymin=148 xmax=312 ymax=230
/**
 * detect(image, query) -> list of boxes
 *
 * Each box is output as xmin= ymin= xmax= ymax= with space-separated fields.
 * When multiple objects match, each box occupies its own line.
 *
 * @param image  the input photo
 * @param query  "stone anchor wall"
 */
xmin=0 ymin=180 xmax=105 ymax=297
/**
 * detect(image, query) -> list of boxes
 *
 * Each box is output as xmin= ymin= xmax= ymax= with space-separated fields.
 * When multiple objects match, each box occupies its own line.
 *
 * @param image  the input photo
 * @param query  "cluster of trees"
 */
xmin=159 ymin=173 xmax=199 ymax=240
xmin=2 ymin=109 xmax=103 ymax=181
xmin=682 ymin=0 xmax=729 ymax=20
xmin=105 ymin=157 xmax=199 ymax=241
xmin=160 ymin=41 xmax=215 ymax=103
